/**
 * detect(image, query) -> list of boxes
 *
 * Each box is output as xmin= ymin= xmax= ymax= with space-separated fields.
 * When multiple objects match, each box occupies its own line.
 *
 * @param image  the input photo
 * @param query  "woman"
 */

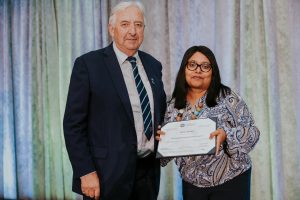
xmin=157 ymin=46 xmax=260 ymax=200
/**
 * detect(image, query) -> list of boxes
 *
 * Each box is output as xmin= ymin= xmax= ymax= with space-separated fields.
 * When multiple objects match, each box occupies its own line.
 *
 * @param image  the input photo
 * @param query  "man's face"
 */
xmin=109 ymin=6 xmax=145 ymax=56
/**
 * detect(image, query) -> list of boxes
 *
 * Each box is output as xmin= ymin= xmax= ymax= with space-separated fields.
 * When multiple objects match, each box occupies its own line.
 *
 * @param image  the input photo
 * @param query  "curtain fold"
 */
xmin=1 ymin=0 xmax=108 ymax=199
xmin=1 ymin=0 xmax=299 ymax=199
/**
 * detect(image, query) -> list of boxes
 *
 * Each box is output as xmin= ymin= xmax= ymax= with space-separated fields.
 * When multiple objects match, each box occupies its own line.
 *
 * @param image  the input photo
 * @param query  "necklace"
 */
xmin=176 ymin=99 xmax=205 ymax=121
xmin=191 ymin=102 xmax=204 ymax=119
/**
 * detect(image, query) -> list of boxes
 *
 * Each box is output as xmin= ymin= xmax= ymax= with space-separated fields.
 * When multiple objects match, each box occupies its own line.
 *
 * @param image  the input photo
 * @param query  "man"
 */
xmin=63 ymin=1 xmax=166 ymax=200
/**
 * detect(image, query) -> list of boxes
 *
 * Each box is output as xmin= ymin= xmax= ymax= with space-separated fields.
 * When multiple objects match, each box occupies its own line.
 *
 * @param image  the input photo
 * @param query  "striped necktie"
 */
xmin=127 ymin=56 xmax=153 ymax=140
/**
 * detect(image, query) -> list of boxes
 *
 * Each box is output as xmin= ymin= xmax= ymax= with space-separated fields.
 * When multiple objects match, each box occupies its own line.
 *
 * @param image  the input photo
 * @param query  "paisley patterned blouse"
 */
xmin=161 ymin=90 xmax=260 ymax=187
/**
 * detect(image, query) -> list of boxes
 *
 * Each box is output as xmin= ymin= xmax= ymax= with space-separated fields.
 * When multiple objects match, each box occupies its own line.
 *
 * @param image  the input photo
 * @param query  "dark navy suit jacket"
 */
xmin=63 ymin=44 xmax=166 ymax=199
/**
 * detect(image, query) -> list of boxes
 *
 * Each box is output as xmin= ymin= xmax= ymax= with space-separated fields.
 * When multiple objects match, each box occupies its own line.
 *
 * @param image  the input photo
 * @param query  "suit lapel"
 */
xmin=103 ymin=45 xmax=134 ymax=126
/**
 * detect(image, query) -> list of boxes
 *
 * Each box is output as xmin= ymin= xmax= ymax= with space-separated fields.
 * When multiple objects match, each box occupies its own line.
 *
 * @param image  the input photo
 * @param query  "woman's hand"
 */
xmin=209 ymin=128 xmax=227 ymax=156
xmin=155 ymin=125 xmax=165 ymax=141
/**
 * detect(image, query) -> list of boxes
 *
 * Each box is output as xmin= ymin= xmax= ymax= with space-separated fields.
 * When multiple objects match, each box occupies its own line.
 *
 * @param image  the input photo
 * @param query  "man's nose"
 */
xmin=128 ymin=24 xmax=136 ymax=35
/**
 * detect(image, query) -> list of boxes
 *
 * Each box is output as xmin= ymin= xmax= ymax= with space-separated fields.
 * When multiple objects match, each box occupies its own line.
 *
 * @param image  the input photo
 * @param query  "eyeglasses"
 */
xmin=186 ymin=61 xmax=212 ymax=72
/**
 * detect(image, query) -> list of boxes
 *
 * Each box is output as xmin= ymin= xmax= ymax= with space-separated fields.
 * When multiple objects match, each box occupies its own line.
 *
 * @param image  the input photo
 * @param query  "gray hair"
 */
xmin=109 ymin=1 xmax=146 ymax=26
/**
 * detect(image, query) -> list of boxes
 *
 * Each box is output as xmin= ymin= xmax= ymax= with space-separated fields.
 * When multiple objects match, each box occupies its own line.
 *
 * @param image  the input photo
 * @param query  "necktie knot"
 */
xmin=127 ymin=56 xmax=136 ymax=65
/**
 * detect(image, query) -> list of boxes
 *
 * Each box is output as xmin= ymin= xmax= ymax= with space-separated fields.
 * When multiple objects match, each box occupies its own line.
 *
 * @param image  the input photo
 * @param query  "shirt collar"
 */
xmin=113 ymin=42 xmax=139 ymax=66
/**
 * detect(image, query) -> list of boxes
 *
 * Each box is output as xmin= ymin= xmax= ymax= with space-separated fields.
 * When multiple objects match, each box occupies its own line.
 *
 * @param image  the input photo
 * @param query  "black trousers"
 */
xmin=182 ymin=168 xmax=251 ymax=200
xmin=129 ymin=153 xmax=157 ymax=200
xmin=83 ymin=153 xmax=157 ymax=200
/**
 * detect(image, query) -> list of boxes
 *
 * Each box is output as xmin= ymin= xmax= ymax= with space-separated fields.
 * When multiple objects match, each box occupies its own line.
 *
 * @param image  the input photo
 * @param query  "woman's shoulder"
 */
xmin=224 ymin=89 xmax=240 ymax=100
xmin=167 ymin=98 xmax=176 ymax=106
xmin=221 ymin=89 xmax=247 ymax=108
xmin=164 ymin=98 xmax=178 ymax=123
xmin=166 ymin=98 xmax=177 ymax=113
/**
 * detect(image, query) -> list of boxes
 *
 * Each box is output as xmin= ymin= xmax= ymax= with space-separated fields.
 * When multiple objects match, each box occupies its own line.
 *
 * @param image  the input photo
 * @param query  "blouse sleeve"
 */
xmin=220 ymin=92 xmax=260 ymax=157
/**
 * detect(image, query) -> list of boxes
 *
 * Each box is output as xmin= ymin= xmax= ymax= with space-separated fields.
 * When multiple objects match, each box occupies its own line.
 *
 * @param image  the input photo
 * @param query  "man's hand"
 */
xmin=80 ymin=171 xmax=100 ymax=200
xmin=209 ymin=128 xmax=227 ymax=156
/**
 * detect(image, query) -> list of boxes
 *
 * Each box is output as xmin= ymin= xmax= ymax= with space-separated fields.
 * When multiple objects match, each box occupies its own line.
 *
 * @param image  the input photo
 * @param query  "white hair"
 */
xmin=109 ymin=1 xmax=146 ymax=27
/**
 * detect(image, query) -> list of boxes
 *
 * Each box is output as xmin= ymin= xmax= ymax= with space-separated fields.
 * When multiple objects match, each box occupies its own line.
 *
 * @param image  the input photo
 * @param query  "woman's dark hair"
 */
xmin=171 ymin=45 xmax=231 ymax=109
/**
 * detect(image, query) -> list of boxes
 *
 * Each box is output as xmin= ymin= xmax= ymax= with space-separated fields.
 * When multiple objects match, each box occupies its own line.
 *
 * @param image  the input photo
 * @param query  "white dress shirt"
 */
xmin=113 ymin=43 xmax=155 ymax=157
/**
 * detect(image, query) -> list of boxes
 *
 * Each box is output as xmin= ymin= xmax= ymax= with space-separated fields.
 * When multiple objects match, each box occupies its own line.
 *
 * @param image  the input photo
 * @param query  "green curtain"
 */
xmin=1 ymin=0 xmax=108 ymax=199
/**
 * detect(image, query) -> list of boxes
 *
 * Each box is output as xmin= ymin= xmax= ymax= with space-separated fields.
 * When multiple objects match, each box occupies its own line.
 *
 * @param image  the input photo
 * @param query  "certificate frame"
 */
xmin=156 ymin=118 xmax=217 ymax=158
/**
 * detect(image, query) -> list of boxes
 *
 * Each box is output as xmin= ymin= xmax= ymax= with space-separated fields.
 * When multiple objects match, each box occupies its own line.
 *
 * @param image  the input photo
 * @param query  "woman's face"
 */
xmin=185 ymin=51 xmax=212 ymax=91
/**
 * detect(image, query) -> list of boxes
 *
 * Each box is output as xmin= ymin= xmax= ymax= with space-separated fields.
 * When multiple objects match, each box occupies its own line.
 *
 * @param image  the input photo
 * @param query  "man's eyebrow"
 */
xmin=119 ymin=20 xmax=144 ymax=23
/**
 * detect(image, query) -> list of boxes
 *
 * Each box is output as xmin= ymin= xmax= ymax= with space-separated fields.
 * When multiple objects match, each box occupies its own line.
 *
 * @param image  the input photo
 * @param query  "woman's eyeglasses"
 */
xmin=186 ymin=61 xmax=212 ymax=72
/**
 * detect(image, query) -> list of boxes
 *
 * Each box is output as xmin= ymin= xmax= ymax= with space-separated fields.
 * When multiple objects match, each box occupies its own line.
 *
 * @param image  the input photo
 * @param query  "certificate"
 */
xmin=156 ymin=118 xmax=216 ymax=158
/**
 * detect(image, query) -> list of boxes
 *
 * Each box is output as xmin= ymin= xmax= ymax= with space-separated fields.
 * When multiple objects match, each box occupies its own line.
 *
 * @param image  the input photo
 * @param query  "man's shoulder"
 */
xmin=78 ymin=47 xmax=109 ymax=60
xmin=87 ymin=48 xmax=106 ymax=55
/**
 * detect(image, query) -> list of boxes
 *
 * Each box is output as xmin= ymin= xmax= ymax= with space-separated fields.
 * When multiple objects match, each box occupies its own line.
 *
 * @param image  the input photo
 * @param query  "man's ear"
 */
xmin=108 ymin=24 xmax=114 ymax=38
